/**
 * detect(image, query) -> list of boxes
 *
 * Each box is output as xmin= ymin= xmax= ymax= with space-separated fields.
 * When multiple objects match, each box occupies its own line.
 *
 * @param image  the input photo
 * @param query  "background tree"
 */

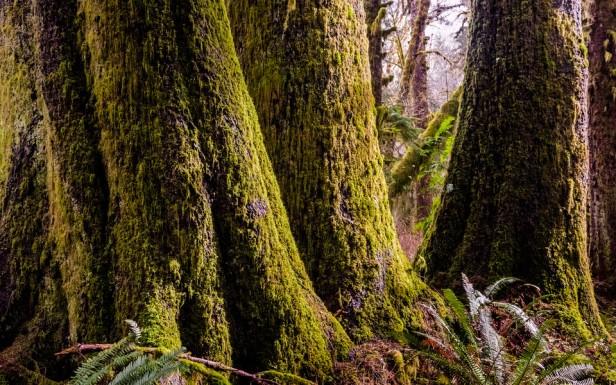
xmin=0 ymin=0 xmax=350 ymax=382
xmin=400 ymin=0 xmax=431 ymax=130
xmin=365 ymin=0 xmax=390 ymax=105
xmin=420 ymin=0 xmax=606 ymax=337
xmin=588 ymin=0 xmax=616 ymax=294
xmin=227 ymin=0 xmax=429 ymax=340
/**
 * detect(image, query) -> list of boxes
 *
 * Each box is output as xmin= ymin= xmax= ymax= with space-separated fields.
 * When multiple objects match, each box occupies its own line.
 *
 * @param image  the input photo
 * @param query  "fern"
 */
xmin=71 ymin=338 xmax=135 ymax=385
xmin=416 ymin=275 xmax=595 ymax=385
xmin=443 ymin=288 xmax=478 ymax=348
xmin=485 ymin=277 xmax=521 ymax=298
xmin=510 ymin=333 xmax=545 ymax=385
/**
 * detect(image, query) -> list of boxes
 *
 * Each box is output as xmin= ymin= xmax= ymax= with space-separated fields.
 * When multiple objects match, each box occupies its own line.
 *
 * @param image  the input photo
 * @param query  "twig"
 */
xmin=55 ymin=344 xmax=289 ymax=385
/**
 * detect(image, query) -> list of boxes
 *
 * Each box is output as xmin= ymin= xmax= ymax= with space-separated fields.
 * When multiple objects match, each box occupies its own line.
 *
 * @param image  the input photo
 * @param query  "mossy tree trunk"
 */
xmin=0 ymin=0 xmax=350 ymax=382
xmin=365 ymin=0 xmax=389 ymax=105
xmin=588 ymin=0 xmax=616 ymax=293
xmin=227 ymin=0 xmax=429 ymax=341
xmin=400 ymin=0 xmax=430 ymax=130
xmin=421 ymin=0 xmax=606 ymax=337
xmin=392 ymin=0 xmax=432 ymax=260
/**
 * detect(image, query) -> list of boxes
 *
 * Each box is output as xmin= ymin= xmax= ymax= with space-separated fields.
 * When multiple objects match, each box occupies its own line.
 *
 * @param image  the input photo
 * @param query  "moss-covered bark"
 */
xmin=588 ymin=0 xmax=616 ymax=293
xmin=400 ymin=0 xmax=430 ymax=130
xmin=227 ymin=0 xmax=429 ymax=341
xmin=421 ymin=0 xmax=606 ymax=337
xmin=0 ymin=0 xmax=349 ymax=381
xmin=388 ymin=89 xmax=460 ymax=258
xmin=365 ymin=0 xmax=387 ymax=105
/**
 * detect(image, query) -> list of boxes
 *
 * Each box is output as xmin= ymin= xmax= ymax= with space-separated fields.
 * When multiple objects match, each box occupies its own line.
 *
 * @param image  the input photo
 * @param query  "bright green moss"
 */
xmin=227 ymin=0 xmax=432 ymax=343
xmin=389 ymin=88 xmax=461 ymax=197
xmin=2 ymin=0 xmax=349 ymax=381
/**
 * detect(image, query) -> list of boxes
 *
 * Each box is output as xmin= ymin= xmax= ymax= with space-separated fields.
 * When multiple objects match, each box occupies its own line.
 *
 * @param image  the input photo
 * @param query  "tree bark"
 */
xmin=365 ymin=0 xmax=385 ymax=105
xmin=400 ymin=0 xmax=430 ymax=130
xmin=588 ymin=0 xmax=616 ymax=294
xmin=0 ymin=0 xmax=349 ymax=381
xmin=227 ymin=0 xmax=429 ymax=341
xmin=421 ymin=0 xmax=606 ymax=337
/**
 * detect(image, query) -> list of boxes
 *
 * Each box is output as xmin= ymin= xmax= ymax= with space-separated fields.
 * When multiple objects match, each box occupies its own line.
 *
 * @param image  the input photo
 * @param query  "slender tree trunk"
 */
xmin=400 ymin=0 xmax=430 ymax=130
xmin=588 ymin=0 xmax=616 ymax=293
xmin=227 ymin=0 xmax=429 ymax=341
xmin=0 ymin=0 xmax=349 ymax=381
xmin=421 ymin=0 xmax=606 ymax=337
xmin=365 ymin=0 xmax=385 ymax=105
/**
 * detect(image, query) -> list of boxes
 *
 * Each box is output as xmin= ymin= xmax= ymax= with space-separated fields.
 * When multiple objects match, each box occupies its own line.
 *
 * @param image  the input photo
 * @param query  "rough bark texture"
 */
xmin=421 ymin=0 xmax=606 ymax=337
xmin=588 ymin=0 xmax=616 ymax=293
xmin=227 ymin=0 xmax=429 ymax=341
xmin=365 ymin=0 xmax=385 ymax=105
xmin=400 ymin=0 xmax=430 ymax=130
xmin=0 ymin=0 xmax=350 ymax=382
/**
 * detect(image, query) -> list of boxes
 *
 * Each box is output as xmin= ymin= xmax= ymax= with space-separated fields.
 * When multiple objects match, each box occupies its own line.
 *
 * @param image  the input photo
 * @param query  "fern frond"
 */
xmin=443 ymin=288 xmax=478 ymax=348
xmin=478 ymin=307 xmax=505 ymax=385
xmin=462 ymin=274 xmax=490 ymax=320
xmin=541 ymin=364 xmax=594 ymax=385
xmin=108 ymin=354 xmax=149 ymax=385
xmin=534 ymin=345 xmax=591 ymax=385
xmin=491 ymin=301 xmax=544 ymax=348
xmin=71 ymin=338 xmax=134 ymax=385
xmin=124 ymin=320 xmax=141 ymax=342
xmin=109 ymin=348 xmax=184 ymax=385
xmin=510 ymin=333 xmax=544 ymax=385
xmin=415 ymin=349 xmax=479 ymax=384
xmin=422 ymin=304 xmax=489 ymax=383
xmin=485 ymin=277 xmax=520 ymax=298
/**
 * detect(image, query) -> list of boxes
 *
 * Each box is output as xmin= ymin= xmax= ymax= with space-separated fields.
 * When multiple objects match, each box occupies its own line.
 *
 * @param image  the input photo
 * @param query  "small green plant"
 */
xmin=70 ymin=321 xmax=187 ymax=385
xmin=67 ymin=320 xmax=304 ymax=385
xmin=415 ymin=275 xmax=594 ymax=385
xmin=376 ymin=104 xmax=421 ymax=145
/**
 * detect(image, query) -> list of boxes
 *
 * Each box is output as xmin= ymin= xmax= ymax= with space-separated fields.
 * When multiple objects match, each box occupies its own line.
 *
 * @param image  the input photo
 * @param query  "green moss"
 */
xmin=227 ymin=0 xmax=432 ymax=343
xmin=389 ymin=88 xmax=461 ymax=197
xmin=419 ymin=0 xmax=606 ymax=338
xmin=259 ymin=370 xmax=318 ymax=385
xmin=2 ymin=0 xmax=350 ymax=381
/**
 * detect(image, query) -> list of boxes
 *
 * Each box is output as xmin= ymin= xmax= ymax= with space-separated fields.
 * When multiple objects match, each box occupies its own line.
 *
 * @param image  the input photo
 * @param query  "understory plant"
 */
xmin=415 ymin=275 xmax=594 ymax=385
xmin=68 ymin=320 xmax=310 ymax=385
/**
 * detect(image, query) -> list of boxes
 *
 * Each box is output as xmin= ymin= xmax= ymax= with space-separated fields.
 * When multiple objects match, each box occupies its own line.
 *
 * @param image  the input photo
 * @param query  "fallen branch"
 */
xmin=56 ymin=344 xmax=291 ymax=385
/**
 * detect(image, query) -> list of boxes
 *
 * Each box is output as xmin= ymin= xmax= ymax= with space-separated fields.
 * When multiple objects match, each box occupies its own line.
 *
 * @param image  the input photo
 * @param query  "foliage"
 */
xmin=69 ymin=320 xmax=314 ymax=385
xmin=70 ymin=321 xmax=185 ymax=385
xmin=377 ymin=104 xmax=421 ymax=146
xmin=415 ymin=275 xmax=594 ymax=385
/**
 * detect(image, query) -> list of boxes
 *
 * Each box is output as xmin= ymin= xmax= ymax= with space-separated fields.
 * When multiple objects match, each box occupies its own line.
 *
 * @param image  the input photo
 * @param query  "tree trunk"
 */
xmin=400 ymin=0 xmax=430 ymax=130
xmin=421 ymin=0 xmax=606 ymax=337
xmin=365 ymin=0 xmax=385 ymax=105
xmin=0 ymin=0 xmax=349 ymax=381
xmin=588 ymin=0 xmax=616 ymax=294
xmin=227 ymin=0 xmax=429 ymax=341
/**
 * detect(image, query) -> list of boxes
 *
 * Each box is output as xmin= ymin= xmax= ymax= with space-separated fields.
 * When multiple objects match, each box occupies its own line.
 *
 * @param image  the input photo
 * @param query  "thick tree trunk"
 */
xmin=421 ymin=0 xmax=606 ymax=337
xmin=0 ymin=0 xmax=349 ymax=381
xmin=588 ymin=0 xmax=616 ymax=293
xmin=227 ymin=1 xmax=429 ymax=341
xmin=400 ymin=0 xmax=430 ymax=130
